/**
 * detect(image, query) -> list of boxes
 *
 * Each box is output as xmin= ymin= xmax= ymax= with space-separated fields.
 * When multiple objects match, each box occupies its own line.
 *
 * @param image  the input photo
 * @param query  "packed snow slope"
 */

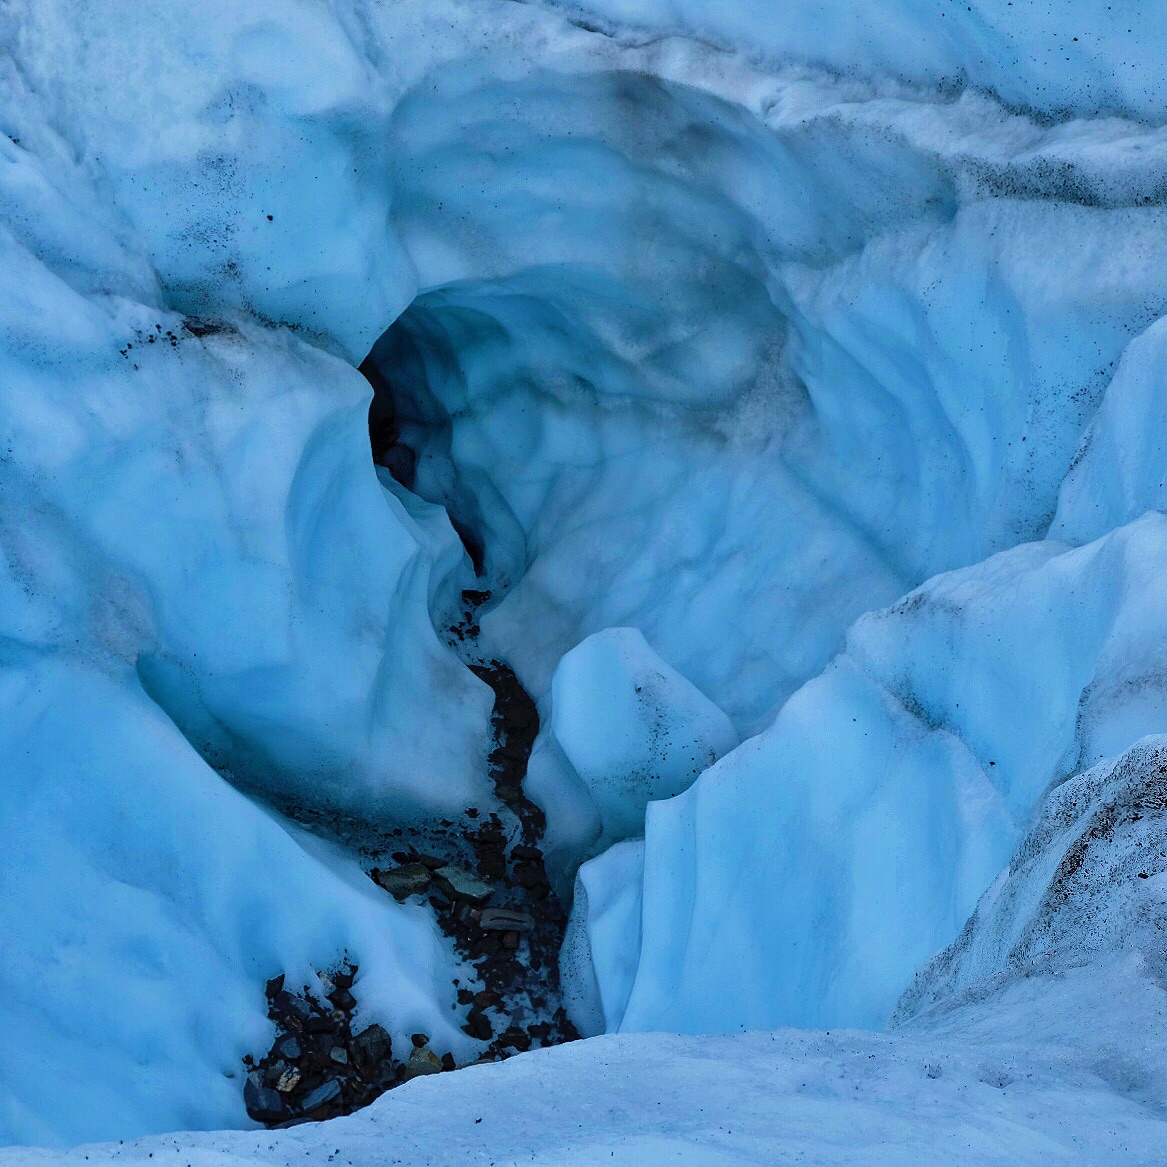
xmin=4 ymin=0 xmax=1167 ymax=1150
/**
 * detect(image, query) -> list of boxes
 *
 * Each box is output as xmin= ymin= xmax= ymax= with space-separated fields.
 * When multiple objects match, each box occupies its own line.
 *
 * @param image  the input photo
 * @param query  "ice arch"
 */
xmin=363 ymin=65 xmax=1167 ymax=1029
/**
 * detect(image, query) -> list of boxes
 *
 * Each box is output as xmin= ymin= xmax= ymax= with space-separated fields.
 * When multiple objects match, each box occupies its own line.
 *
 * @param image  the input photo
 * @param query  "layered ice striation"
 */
xmin=6 ymin=0 xmax=1167 ymax=1148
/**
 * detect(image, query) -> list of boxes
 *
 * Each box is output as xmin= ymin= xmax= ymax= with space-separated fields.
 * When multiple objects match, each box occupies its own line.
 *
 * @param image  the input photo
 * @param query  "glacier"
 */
xmin=3 ymin=0 xmax=1167 ymax=1160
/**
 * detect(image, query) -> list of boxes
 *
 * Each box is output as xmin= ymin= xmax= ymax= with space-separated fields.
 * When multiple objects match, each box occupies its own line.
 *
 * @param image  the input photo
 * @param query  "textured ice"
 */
xmin=5 ymin=0 xmax=1167 ymax=1153
xmin=896 ymin=734 xmax=1167 ymax=1023
xmin=8 ymin=956 xmax=1167 ymax=1165
xmin=550 ymin=628 xmax=738 ymax=846
xmin=570 ymin=515 xmax=1167 ymax=1035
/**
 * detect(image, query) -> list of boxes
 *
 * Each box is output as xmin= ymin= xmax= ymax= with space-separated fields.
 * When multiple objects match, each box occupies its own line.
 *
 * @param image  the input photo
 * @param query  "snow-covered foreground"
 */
xmin=14 ymin=734 xmax=1167 ymax=1163
xmin=7 ymin=961 xmax=1166 ymax=1166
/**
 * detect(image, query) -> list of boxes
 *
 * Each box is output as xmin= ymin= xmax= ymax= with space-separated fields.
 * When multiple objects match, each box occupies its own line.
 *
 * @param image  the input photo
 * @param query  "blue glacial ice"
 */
xmin=4 ymin=0 xmax=1167 ymax=1158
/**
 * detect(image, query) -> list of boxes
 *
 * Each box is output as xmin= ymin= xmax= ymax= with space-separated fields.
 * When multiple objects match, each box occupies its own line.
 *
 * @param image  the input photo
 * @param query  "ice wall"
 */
xmin=569 ymin=516 xmax=1167 ymax=1032
xmin=558 ymin=0 xmax=1167 ymax=121
xmin=5 ymin=0 xmax=1167 ymax=1145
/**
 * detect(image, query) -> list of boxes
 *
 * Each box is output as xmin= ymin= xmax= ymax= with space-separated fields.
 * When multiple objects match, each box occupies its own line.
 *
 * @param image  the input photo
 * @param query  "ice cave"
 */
xmin=3 ymin=0 xmax=1167 ymax=1162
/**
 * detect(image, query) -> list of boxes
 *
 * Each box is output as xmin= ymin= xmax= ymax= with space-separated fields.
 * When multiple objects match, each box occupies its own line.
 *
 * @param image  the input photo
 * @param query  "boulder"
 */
xmin=351 ymin=1023 xmax=391 ymax=1069
xmin=432 ymin=865 xmax=493 ymax=905
xmin=300 ymin=1079 xmax=342 ymax=1113
xmin=371 ymin=862 xmax=431 ymax=900
xmin=244 ymin=1073 xmax=287 ymax=1123
xmin=404 ymin=1046 xmax=444 ymax=1080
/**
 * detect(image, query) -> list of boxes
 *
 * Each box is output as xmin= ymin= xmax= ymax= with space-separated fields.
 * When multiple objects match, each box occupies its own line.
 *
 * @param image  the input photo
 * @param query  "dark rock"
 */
xmin=441 ymin=1052 xmax=456 ymax=1072
xmin=433 ymin=865 xmax=493 ymax=905
xmin=498 ymin=1027 xmax=532 ymax=1052
xmin=411 ymin=1032 xmax=428 ymax=1048
xmin=265 ymin=974 xmax=285 ymax=999
xmin=352 ymin=1023 xmax=391 ymax=1068
xmin=332 ymin=968 xmax=355 ymax=990
xmin=478 ymin=907 xmax=536 ymax=932
xmin=502 ymin=930 xmax=520 ymax=950
xmin=417 ymin=854 xmax=447 ymax=870
xmin=463 ymin=1010 xmax=493 ymax=1040
xmin=300 ymin=1079 xmax=342 ymax=1113
xmin=275 ymin=1035 xmax=301 ymax=1061
xmin=329 ymin=987 xmax=357 ymax=1012
xmin=304 ymin=1014 xmax=334 ymax=1034
xmin=512 ymin=862 xmax=544 ymax=889
xmin=244 ymin=1074 xmax=287 ymax=1123
xmin=372 ymin=862 xmax=431 ymax=900
xmin=274 ymin=991 xmax=313 ymax=1025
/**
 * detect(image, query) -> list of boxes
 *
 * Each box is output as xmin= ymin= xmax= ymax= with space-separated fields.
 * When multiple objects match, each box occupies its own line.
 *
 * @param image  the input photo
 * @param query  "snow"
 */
xmin=6 ymin=958 xmax=1167 ymax=1165
xmin=569 ymin=514 xmax=1167 ymax=1035
xmin=0 ymin=657 xmax=474 ymax=1146
xmin=556 ymin=0 xmax=1167 ymax=121
xmin=4 ymin=0 xmax=1167 ymax=1155
xmin=550 ymin=628 xmax=738 ymax=846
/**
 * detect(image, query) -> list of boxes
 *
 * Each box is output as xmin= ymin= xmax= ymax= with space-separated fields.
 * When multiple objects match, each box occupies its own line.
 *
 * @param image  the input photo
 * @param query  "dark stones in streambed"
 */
xmin=243 ymin=626 xmax=576 ymax=1126
xmin=242 ymin=966 xmax=457 ymax=1127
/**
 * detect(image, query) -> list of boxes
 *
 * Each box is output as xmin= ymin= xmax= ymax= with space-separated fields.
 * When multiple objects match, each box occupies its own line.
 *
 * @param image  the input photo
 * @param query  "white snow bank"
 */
xmin=0 ymin=657 xmax=472 ymax=1146
xmin=571 ymin=514 xmax=1167 ymax=1035
xmin=7 ymin=956 xmax=1167 ymax=1165
xmin=550 ymin=628 xmax=738 ymax=845
xmin=555 ymin=0 xmax=1167 ymax=122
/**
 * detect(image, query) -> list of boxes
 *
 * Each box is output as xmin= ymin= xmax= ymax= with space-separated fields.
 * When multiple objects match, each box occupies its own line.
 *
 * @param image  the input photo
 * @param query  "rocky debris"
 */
xmin=244 ymin=594 xmax=578 ymax=1127
xmin=432 ymin=864 xmax=494 ymax=906
xmin=352 ymin=1022 xmax=391 ymax=1068
xmin=244 ymin=1075 xmax=285 ymax=1124
xmin=478 ymin=907 xmax=535 ymax=931
xmin=299 ymin=1080 xmax=341 ymax=1112
xmin=370 ymin=862 xmax=431 ymax=900
xmin=275 ymin=1034 xmax=301 ymax=1060
xmin=404 ymin=1046 xmax=444 ymax=1080
xmin=242 ymin=965 xmax=458 ymax=1127
xmin=363 ymin=594 xmax=579 ymax=1066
